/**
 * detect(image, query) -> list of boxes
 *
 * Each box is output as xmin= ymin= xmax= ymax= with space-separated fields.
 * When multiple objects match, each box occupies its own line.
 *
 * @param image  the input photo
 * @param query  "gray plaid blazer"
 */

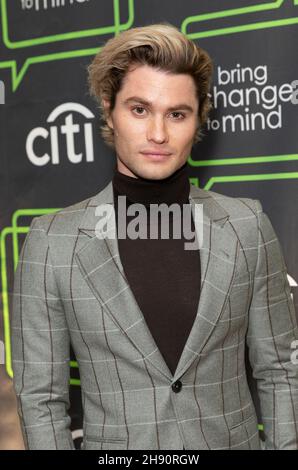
xmin=11 ymin=181 xmax=298 ymax=450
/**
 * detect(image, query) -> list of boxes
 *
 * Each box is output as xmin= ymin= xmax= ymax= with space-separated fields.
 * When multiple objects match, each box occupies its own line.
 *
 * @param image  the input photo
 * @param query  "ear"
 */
xmin=102 ymin=97 xmax=114 ymax=130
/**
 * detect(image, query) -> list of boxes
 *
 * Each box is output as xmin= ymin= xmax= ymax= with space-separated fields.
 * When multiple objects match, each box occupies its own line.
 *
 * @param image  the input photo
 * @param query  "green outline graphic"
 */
xmin=181 ymin=0 xmax=298 ymax=168
xmin=0 ymin=0 xmax=135 ymax=91
xmin=1 ymin=210 xmax=59 ymax=375
xmin=1 ymin=0 xmax=131 ymax=48
xmin=203 ymin=170 xmax=298 ymax=190
xmin=0 ymin=207 xmax=84 ymax=386
xmin=188 ymin=153 xmax=298 ymax=167
xmin=181 ymin=0 xmax=298 ymax=38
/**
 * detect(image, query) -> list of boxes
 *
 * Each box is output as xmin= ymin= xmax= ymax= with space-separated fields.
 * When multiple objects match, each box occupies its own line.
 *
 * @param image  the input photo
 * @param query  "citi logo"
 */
xmin=26 ymin=102 xmax=95 ymax=166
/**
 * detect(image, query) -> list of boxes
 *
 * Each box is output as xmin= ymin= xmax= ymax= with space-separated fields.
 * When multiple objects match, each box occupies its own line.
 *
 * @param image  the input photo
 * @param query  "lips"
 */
xmin=140 ymin=151 xmax=172 ymax=156
xmin=141 ymin=150 xmax=172 ymax=161
xmin=140 ymin=152 xmax=172 ymax=161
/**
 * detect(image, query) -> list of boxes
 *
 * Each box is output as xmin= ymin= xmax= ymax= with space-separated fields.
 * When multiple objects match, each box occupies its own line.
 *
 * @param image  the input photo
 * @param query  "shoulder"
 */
xmin=29 ymin=194 xmax=93 ymax=233
xmin=190 ymin=184 xmax=262 ymax=220
xmin=31 ymin=181 xmax=112 ymax=232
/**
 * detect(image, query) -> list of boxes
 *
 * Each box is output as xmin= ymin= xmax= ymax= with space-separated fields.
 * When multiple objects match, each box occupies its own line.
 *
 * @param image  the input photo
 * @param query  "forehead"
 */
xmin=119 ymin=64 xmax=197 ymax=99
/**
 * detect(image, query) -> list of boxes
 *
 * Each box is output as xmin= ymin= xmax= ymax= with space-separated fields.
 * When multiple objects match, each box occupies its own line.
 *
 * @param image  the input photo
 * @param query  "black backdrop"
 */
xmin=1 ymin=0 xmax=297 ymax=448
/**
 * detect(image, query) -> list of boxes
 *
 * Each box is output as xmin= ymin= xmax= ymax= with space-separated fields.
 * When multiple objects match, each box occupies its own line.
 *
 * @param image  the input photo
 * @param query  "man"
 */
xmin=11 ymin=23 xmax=298 ymax=450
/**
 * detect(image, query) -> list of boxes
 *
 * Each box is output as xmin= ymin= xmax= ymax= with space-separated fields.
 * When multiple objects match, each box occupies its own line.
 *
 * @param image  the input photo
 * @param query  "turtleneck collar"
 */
xmin=112 ymin=162 xmax=190 ymax=207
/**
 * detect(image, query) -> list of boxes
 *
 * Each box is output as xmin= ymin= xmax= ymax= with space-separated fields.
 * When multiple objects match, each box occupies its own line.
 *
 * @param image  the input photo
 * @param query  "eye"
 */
xmin=132 ymin=106 xmax=146 ymax=115
xmin=131 ymin=107 xmax=186 ymax=120
xmin=171 ymin=112 xmax=185 ymax=120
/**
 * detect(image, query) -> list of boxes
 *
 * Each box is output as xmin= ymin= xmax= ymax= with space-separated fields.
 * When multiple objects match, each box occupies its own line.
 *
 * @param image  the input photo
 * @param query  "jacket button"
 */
xmin=172 ymin=380 xmax=182 ymax=393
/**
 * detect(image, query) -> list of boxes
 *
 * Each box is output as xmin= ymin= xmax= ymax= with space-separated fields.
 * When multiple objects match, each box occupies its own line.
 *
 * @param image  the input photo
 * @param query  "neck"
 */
xmin=112 ymin=162 xmax=190 ymax=207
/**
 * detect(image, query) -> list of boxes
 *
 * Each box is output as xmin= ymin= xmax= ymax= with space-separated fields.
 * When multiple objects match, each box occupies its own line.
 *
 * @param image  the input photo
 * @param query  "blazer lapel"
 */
xmin=171 ymin=186 xmax=240 ymax=381
xmin=75 ymin=181 xmax=174 ymax=380
xmin=75 ymin=181 xmax=240 ymax=383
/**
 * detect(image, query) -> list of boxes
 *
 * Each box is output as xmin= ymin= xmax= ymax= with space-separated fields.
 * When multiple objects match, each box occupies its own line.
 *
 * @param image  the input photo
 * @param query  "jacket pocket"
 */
xmin=83 ymin=435 xmax=128 ymax=450
xmin=228 ymin=411 xmax=260 ymax=450
xmin=229 ymin=413 xmax=256 ymax=430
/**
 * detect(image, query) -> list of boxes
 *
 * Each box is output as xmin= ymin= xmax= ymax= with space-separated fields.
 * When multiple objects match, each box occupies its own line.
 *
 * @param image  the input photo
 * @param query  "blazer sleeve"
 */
xmin=11 ymin=216 xmax=75 ymax=450
xmin=246 ymin=199 xmax=298 ymax=450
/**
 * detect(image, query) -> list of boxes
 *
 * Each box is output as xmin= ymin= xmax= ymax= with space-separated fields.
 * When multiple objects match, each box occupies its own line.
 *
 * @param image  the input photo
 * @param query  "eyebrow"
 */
xmin=122 ymin=96 xmax=195 ymax=113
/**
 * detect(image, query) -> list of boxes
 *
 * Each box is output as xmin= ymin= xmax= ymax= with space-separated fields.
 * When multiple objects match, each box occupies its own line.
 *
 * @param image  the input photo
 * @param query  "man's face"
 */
xmin=103 ymin=64 xmax=199 ymax=180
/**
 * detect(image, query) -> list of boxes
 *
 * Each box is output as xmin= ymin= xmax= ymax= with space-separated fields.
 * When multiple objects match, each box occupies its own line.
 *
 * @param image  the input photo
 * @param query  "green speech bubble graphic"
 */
xmin=0 ymin=0 xmax=135 ymax=90
xmin=181 ymin=0 xmax=298 ymax=38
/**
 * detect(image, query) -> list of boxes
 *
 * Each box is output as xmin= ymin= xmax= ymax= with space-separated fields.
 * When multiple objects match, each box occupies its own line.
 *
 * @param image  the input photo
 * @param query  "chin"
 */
xmin=135 ymin=160 xmax=179 ymax=180
xmin=137 ymin=165 xmax=176 ymax=181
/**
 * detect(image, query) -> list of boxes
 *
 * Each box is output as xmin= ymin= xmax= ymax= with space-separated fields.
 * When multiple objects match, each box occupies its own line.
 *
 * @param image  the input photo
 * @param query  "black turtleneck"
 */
xmin=112 ymin=162 xmax=191 ymax=206
xmin=112 ymin=162 xmax=201 ymax=377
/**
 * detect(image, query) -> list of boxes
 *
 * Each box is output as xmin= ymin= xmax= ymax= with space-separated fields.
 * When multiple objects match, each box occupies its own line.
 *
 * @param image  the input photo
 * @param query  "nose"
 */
xmin=147 ymin=116 xmax=168 ymax=144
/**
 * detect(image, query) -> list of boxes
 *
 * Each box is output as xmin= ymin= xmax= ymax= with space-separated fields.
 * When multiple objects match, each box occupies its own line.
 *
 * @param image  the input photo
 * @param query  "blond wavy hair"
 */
xmin=87 ymin=22 xmax=213 ymax=149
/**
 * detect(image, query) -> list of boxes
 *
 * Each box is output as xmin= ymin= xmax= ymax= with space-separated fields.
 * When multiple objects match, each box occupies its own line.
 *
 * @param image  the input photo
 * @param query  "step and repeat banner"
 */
xmin=0 ymin=0 xmax=297 ymax=449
